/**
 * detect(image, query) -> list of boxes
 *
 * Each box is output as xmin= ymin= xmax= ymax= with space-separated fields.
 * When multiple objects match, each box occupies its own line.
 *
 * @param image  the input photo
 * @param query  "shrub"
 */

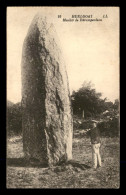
xmin=7 ymin=102 xmax=22 ymax=136
xmin=98 ymin=117 xmax=119 ymax=137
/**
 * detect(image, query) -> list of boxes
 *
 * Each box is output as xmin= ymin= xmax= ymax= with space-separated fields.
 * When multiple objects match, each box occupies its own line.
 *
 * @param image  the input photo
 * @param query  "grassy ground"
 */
xmin=7 ymin=134 xmax=120 ymax=188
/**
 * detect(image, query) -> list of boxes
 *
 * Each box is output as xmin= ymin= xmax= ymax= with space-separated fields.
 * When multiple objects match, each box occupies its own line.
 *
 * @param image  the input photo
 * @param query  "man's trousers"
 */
xmin=91 ymin=143 xmax=101 ymax=168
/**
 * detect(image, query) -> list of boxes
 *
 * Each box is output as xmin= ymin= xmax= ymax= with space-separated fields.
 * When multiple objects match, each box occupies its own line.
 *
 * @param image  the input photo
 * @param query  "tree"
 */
xmin=71 ymin=81 xmax=107 ymax=118
xmin=104 ymin=101 xmax=114 ymax=111
xmin=113 ymin=99 xmax=119 ymax=111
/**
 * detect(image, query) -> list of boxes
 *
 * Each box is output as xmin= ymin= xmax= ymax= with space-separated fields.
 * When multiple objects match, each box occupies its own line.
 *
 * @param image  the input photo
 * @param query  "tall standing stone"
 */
xmin=21 ymin=14 xmax=73 ymax=166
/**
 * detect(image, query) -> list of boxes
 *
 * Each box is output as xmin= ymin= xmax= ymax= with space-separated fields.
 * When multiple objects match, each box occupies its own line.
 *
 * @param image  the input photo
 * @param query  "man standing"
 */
xmin=89 ymin=120 xmax=102 ymax=169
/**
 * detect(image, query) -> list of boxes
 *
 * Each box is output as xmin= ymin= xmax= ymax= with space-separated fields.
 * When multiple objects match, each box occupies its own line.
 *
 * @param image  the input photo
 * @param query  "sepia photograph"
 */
xmin=7 ymin=6 xmax=120 ymax=188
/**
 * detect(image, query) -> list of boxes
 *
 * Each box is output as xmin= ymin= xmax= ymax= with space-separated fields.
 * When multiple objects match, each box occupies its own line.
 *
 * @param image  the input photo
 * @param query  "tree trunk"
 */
xmin=82 ymin=109 xmax=84 ymax=119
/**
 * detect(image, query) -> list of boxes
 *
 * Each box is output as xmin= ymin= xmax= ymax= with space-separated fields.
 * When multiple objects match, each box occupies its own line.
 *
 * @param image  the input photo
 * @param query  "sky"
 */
xmin=7 ymin=7 xmax=119 ymax=103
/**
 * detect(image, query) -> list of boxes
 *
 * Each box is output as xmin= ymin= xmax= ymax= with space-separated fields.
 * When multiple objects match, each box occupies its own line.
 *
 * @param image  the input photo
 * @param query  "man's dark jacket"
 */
xmin=89 ymin=127 xmax=101 ymax=144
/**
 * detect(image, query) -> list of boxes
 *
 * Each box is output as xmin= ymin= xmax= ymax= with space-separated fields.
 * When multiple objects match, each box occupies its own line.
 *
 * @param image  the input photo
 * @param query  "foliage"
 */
xmin=113 ymin=99 xmax=119 ymax=111
xmin=71 ymin=81 xmax=108 ymax=118
xmin=7 ymin=101 xmax=22 ymax=136
xmin=73 ymin=104 xmax=119 ymax=138
xmin=98 ymin=117 xmax=119 ymax=137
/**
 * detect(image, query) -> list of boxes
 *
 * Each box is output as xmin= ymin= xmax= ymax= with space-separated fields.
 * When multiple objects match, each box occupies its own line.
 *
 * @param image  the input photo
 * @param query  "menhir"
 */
xmin=21 ymin=14 xmax=73 ymax=166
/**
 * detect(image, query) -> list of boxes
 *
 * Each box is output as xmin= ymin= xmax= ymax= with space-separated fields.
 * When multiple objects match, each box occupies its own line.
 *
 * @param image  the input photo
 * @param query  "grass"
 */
xmin=7 ymin=134 xmax=120 ymax=188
